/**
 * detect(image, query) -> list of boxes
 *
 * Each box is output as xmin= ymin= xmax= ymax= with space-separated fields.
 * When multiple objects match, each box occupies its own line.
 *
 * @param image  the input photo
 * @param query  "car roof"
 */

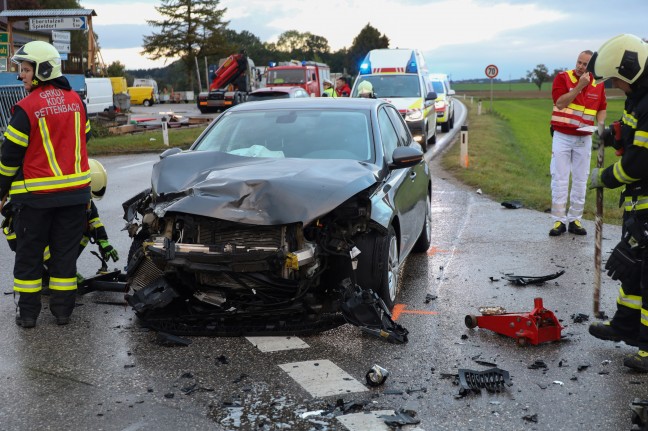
xmin=230 ymin=97 xmax=386 ymax=112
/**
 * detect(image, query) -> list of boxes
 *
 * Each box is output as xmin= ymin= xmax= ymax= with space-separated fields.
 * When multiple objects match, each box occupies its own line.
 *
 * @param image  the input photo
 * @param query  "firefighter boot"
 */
xmin=16 ymin=292 xmax=42 ymax=328
xmin=624 ymin=350 xmax=648 ymax=372
xmin=549 ymin=221 xmax=566 ymax=236
xmin=568 ymin=220 xmax=587 ymax=235
xmin=49 ymin=290 xmax=76 ymax=325
xmin=589 ymin=321 xmax=639 ymax=346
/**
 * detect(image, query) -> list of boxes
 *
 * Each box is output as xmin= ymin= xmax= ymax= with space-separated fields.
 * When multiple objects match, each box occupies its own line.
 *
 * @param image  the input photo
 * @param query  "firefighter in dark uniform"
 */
xmin=0 ymin=41 xmax=91 ymax=328
xmin=586 ymin=34 xmax=648 ymax=371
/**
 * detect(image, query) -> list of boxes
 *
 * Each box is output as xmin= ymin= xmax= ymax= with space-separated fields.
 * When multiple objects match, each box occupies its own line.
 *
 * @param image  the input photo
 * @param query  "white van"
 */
xmin=85 ymin=78 xmax=114 ymax=115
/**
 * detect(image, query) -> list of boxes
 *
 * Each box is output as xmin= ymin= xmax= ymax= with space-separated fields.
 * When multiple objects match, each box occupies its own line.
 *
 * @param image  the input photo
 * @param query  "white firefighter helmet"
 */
xmin=11 ymin=41 xmax=62 ymax=82
xmin=588 ymin=34 xmax=648 ymax=84
xmin=89 ymin=159 xmax=107 ymax=200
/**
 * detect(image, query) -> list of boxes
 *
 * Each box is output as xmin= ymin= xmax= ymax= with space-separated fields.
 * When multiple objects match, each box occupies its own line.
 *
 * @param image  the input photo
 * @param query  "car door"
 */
xmin=380 ymin=105 xmax=428 ymax=258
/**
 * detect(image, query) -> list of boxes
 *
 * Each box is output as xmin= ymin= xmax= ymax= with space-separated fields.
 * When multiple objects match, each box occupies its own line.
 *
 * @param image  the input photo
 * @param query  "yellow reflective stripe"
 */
xmin=5 ymin=231 xmax=16 ymax=240
xmin=49 ymin=276 xmax=77 ymax=291
xmin=43 ymin=245 xmax=50 ymax=262
xmin=613 ymin=161 xmax=639 ymax=184
xmin=565 ymin=103 xmax=586 ymax=112
xmin=4 ymin=125 xmax=29 ymax=147
xmin=80 ymin=235 xmax=89 ymax=246
xmin=85 ymin=119 xmax=91 ymax=134
xmin=75 ymin=112 xmax=82 ymax=172
xmin=624 ymin=197 xmax=648 ymax=211
xmin=9 ymin=170 xmax=91 ymax=195
xmin=634 ymin=130 xmax=648 ymax=148
xmin=89 ymin=217 xmax=104 ymax=229
xmin=0 ymin=161 xmax=19 ymax=177
xmin=617 ymin=286 xmax=642 ymax=310
xmin=642 ymin=309 xmax=648 ymax=328
xmin=623 ymin=110 xmax=637 ymax=128
xmin=14 ymin=278 xmax=42 ymax=293
xmin=38 ymin=117 xmax=63 ymax=176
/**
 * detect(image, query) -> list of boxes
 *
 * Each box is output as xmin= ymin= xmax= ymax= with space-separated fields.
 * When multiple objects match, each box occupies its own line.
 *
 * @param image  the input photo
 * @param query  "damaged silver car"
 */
xmin=122 ymin=98 xmax=432 ymax=342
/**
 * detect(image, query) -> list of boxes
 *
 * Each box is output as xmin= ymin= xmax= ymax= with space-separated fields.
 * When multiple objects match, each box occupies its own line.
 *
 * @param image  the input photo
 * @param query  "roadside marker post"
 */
xmin=460 ymin=125 xmax=469 ymax=168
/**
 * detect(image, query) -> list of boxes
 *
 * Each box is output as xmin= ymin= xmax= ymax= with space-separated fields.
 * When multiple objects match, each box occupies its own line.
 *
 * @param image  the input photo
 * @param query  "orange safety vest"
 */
xmin=7 ymin=86 xmax=90 ymax=196
xmin=550 ymin=70 xmax=606 ymax=134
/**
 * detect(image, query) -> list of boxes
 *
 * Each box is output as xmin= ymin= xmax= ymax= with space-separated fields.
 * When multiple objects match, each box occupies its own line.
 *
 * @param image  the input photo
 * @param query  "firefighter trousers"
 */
xmin=550 ymin=131 xmax=592 ymax=224
xmin=13 ymin=203 xmax=87 ymax=320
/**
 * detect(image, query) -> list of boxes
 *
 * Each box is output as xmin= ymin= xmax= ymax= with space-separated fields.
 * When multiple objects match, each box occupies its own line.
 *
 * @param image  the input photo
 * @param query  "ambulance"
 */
xmin=351 ymin=48 xmax=438 ymax=150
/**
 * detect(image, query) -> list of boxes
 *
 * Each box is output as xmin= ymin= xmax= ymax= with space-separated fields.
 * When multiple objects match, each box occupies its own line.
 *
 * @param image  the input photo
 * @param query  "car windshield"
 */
xmin=353 ymin=75 xmax=420 ymax=98
xmin=247 ymin=91 xmax=291 ymax=101
xmin=431 ymin=80 xmax=445 ymax=94
xmin=193 ymin=108 xmax=374 ymax=161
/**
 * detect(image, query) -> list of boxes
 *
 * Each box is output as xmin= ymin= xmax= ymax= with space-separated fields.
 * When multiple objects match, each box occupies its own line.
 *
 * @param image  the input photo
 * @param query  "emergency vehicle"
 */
xmin=265 ymin=60 xmax=331 ymax=97
xmin=351 ymin=49 xmax=438 ymax=150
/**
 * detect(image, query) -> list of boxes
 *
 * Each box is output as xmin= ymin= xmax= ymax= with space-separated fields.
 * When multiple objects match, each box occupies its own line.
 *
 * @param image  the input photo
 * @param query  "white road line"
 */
xmin=278 ymin=360 xmax=367 ymax=398
xmin=336 ymin=410 xmax=394 ymax=431
xmin=245 ymin=336 xmax=309 ymax=352
xmin=118 ymin=161 xmax=155 ymax=169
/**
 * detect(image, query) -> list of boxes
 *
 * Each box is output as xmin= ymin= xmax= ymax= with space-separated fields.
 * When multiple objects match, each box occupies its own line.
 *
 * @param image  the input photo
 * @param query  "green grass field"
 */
xmin=442 ymin=97 xmax=626 ymax=225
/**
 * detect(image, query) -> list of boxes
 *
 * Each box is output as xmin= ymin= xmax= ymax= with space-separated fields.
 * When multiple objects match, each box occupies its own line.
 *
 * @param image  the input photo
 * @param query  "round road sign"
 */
xmin=485 ymin=64 xmax=499 ymax=79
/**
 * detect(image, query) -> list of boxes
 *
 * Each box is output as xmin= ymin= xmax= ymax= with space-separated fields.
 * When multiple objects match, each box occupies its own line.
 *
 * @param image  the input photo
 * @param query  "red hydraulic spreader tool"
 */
xmin=464 ymin=297 xmax=563 ymax=346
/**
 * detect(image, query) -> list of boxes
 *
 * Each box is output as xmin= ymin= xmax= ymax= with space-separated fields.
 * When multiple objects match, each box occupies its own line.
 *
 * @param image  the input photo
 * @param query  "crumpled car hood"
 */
xmin=151 ymin=151 xmax=381 ymax=225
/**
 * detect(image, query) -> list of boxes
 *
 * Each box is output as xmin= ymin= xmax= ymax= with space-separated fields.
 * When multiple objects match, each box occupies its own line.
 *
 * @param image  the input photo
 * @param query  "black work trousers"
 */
xmin=13 ymin=203 xmax=86 ymax=319
xmin=610 ymin=213 xmax=648 ymax=351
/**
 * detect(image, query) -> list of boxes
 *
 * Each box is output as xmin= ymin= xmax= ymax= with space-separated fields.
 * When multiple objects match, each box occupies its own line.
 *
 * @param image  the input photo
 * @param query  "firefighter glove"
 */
xmin=98 ymin=239 xmax=119 ymax=262
xmin=599 ymin=121 xmax=622 ymax=150
xmin=588 ymin=168 xmax=604 ymax=189
xmin=605 ymin=239 xmax=642 ymax=285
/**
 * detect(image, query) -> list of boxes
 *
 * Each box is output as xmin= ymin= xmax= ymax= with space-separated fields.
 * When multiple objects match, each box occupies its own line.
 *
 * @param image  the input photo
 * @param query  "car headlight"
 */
xmin=435 ymin=100 xmax=446 ymax=110
xmin=405 ymin=109 xmax=424 ymax=121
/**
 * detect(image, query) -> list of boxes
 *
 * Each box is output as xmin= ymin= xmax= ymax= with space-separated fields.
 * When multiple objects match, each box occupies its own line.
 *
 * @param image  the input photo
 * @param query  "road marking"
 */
xmin=118 ymin=161 xmax=155 ymax=169
xmin=392 ymin=304 xmax=438 ymax=321
xmin=426 ymin=245 xmax=451 ymax=256
xmin=245 ymin=336 xmax=309 ymax=352
xmin=278 ymin=360 xmax=367 ymax=397
xmin=337 ymin=410 xmax=394 ymax=431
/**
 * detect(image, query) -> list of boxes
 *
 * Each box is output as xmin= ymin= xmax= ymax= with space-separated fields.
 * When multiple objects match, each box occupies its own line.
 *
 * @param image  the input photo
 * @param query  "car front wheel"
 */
xmin=355 ymin=226 xmax=400 ymax=309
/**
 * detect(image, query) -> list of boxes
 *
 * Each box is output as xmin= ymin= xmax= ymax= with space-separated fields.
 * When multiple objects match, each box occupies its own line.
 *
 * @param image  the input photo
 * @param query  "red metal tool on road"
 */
xmin=465 ymin=297 xmax=563 ymax=346
xmin=593 ymin=132 xmax=605 ymax=318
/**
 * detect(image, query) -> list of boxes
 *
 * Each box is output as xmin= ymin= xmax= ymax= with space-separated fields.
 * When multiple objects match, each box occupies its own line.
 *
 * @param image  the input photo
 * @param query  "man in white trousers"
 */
xmin=549 ymin=50 xmax=607 ymax=236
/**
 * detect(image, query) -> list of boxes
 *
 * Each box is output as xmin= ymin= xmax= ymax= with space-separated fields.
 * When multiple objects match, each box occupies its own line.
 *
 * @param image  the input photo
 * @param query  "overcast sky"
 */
xmin=82 ymin=0 xmax=648 ymax=81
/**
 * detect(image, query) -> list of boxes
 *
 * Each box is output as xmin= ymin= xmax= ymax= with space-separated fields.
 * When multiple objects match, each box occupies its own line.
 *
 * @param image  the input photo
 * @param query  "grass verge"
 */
xmin=441 ymin=98 xmax=625 ymax=226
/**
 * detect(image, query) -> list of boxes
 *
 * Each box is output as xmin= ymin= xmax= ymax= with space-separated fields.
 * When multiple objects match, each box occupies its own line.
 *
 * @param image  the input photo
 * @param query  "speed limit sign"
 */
xmin=485 ymin=64 xmax=499 ymax=79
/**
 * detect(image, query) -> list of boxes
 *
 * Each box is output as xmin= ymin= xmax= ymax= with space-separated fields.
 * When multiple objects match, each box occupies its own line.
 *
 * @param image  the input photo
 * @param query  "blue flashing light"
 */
xmin=269 ymin=61 xmax=277 ymax=67
xmin=359 ymin=61 xmax=371 ymax=74
xmin=301 ymin=60 xmax=307 ymax=66
xmin=405 ymin=51 xmax=418 ymax=73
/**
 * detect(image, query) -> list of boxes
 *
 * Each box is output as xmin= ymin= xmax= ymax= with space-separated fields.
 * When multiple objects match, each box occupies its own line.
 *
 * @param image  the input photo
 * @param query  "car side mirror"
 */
xmin=425 ymin=91 xmax=437 ymax=101
xmin=389 ymin=146 xmax=423 ymax=169
xmin=160 ymin=147 xmax=182 ymax=159
xmin=448 ymin=89 xmax=456 ymax=96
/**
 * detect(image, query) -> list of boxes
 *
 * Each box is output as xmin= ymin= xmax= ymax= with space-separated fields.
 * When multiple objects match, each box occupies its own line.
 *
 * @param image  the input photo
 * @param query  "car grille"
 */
xmin=195 ymin=220 xmax=286 ymax=250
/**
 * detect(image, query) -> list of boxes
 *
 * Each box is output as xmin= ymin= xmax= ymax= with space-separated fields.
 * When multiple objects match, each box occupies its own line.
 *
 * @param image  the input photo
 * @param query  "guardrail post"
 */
xmin=477 ymin=100 xmax=482 ymax=115
xmin=161 ymin=115 xmax=169 ymax=146
xmin=460 ymin=125 xmax=469 ymax=168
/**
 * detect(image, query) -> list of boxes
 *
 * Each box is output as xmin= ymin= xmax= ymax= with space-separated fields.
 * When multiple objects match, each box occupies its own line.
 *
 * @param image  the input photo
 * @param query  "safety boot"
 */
xmin=588 ymin=320 xmax=638 ymax=346
xmin=549 ymin=221 xmax=566 ymax=236
xmin=624 ymin=350 xmax=648 ymax=372
xmin=15 ymin=315 xmax=36 ymax=328
xmin=568 ymin=220 xmax=587 ymax=235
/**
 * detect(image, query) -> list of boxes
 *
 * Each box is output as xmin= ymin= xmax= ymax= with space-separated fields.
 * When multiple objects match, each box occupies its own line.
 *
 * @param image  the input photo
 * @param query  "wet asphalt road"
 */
xmin=0 ymin=101 xmax=645 ymax=431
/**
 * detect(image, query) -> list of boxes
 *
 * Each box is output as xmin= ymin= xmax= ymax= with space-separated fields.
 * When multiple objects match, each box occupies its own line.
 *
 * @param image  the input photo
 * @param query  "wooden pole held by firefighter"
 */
xmin=593 ymin=139 xmax=605 ymax=317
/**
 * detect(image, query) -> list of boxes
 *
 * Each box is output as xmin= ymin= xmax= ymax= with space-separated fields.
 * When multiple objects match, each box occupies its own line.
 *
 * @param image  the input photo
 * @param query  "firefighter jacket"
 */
xmin=600 ymin=86 xmax=648 ymax=216
xmin=551 ymin=70 xmax=607 ymax=136
xmin=0 ymin=83 xmax=91 ymax=207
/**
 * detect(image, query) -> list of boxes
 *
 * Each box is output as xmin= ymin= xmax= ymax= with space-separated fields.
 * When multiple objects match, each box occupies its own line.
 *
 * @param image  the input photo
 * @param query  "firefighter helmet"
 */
xmin=89 ymin=159 xmax=107 ymax=200
xmin=588 ymin=34 xmax=648 ymax=84
xmin=357 ymin=80 xmax=373 ymax=97
xmin=11 ymin=41 xmax=62 ymax=82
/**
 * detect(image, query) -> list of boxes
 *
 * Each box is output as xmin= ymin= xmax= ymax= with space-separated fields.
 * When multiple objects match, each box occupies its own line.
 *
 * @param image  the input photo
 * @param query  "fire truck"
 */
xmin=265 ymin=60 xmax=331 ymax=97
xmin=197 ymin=53 xmax=260 ymax=113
